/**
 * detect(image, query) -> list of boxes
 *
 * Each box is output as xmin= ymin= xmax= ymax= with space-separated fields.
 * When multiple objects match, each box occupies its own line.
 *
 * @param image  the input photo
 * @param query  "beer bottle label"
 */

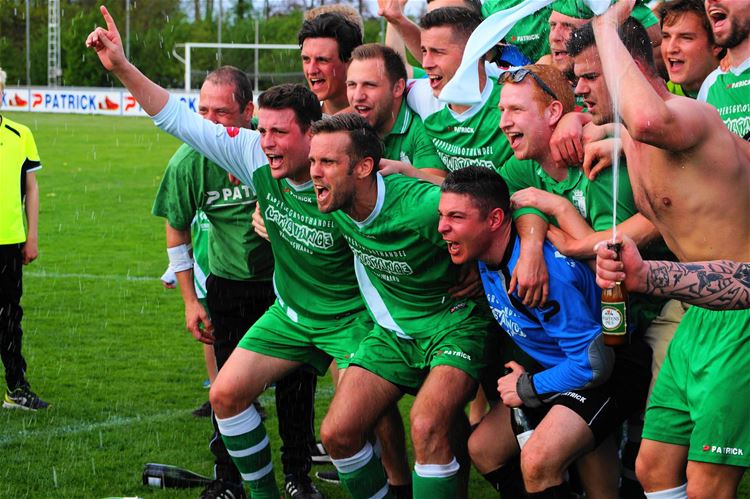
xmin=601 ymin=302 xmax=626 ymax=334
xmin=516 ymin=429 xmax=534 ymax=449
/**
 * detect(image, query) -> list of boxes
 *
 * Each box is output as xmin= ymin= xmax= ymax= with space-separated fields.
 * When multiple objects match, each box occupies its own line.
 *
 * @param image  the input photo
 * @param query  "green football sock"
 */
xmin=412 ymin=459 xmax=460 ymax=499
xmin=332 ymin=442 xmax=392 ymax=499
xmin=217 ymin=405 xmax=279 ymax=499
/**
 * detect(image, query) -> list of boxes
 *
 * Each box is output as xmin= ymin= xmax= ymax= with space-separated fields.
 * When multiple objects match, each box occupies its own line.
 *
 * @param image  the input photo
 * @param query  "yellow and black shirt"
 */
xmin=0 ymin=115 xmax=41 ymax=244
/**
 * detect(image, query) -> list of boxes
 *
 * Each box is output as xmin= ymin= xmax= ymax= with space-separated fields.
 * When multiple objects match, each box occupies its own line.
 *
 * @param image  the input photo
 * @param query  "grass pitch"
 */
xmin=1 ymin=112 xmax=746 ymax=498
xmin=0 ymin=111 xmax=394 ymax=499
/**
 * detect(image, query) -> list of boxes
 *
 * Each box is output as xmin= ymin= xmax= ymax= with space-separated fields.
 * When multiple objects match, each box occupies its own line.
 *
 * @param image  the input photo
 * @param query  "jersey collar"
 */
xmin=534 ymin=161 xmax=582 ymax=193
xmin=500 ymin=223 xmax=519 ymax=272
xmin=386 ymin=99 xmax=412 ymax=138
xmin=448 ymin=76 xmax=496 ymax=122
xmin=284 ymin=177 xmax=313 ymax=192
xmin=351 ymin=173 xmax=386 ymax=228
xmin=729 ymin=55 xmax=750 ymax=76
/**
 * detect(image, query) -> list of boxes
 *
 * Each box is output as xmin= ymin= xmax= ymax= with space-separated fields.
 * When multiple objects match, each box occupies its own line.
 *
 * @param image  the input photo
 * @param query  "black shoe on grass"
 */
xmin=310 ymin=442 xmax=331 ymax=464
xmin=192 ymin=400 xmax=212 ymax=418
xmin=199 ymin=478 xmax=247 ymax=499
xmin=284 ymin=474 xmax=323 ymax=499
xmin=314 ymin=470 xmax=340 ymax=485
xmin=3 ymin=385 xmax=49 ymax=411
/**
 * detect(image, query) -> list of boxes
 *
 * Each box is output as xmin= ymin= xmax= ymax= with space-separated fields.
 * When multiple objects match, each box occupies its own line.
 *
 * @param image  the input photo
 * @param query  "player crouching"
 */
xmin=438 ymin=166 xmax=651 ymax=498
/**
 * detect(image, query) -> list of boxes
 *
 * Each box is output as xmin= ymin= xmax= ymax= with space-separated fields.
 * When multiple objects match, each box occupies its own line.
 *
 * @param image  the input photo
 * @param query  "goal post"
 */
xmin=173 ymin=42 xmax=300 ymax=92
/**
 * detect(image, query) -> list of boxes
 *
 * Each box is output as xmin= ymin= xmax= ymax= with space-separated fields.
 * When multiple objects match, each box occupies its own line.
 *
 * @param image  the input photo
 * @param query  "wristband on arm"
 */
xmin=167 ymin=243 xmax=194 ymax=273
xmin=516 ymin=372 xmax=542 ymax=408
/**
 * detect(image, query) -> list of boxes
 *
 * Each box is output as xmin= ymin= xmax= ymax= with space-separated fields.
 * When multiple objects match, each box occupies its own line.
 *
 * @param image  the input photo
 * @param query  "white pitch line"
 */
xmin=26 ymin=271 xmax=156 ymax=282
xmin=0 ymin=386 xmax=337 ymax=447
xmin=0 ymin=409 xmax=185 ymax=447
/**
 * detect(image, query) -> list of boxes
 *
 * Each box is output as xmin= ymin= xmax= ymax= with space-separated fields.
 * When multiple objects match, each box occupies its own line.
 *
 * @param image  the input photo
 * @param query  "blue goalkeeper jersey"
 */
xmin=479 ymin=235 xmax=612 ymax=398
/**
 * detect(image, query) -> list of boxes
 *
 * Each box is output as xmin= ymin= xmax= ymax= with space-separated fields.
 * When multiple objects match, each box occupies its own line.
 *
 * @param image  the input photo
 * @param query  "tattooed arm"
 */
xmin=596 ymin=237 xmax=750 ymax=311
xmin=637 ymin=260 xmax=750 ymax=310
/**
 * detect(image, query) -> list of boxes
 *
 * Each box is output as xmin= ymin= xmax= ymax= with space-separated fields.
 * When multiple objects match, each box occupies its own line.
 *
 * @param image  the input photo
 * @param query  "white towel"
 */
xmin=439 ymin=0 xmax=614 ymax=105
xmin=438 ymin=0 xmax=554 ymax=106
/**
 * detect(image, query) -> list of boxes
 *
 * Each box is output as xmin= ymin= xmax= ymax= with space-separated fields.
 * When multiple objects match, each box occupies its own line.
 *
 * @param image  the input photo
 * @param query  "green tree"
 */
xmin=0 ymin=0 xmax=47 ymax=85
xmin=0 ymin=1 xmax=387 ymax=90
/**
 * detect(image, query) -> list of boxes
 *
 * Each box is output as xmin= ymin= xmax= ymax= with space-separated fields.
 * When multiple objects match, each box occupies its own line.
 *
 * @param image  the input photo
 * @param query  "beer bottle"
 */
xmin=601 ymin=242 xmax=628 ymax=346
xmin=510 ymin=406 xmax=534 ymax=449
xmin=142 ymin=463 xmax=213 ymax=489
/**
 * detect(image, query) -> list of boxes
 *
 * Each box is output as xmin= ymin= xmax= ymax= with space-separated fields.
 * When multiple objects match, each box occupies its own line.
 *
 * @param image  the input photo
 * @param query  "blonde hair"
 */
xmin=304 ymin=5 xmax=365 ymax=36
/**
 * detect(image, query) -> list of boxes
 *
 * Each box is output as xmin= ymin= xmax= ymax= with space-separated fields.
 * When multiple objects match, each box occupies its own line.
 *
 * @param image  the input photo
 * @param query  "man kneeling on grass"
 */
xmin=438 ymin=166 xmax=651 ymax=498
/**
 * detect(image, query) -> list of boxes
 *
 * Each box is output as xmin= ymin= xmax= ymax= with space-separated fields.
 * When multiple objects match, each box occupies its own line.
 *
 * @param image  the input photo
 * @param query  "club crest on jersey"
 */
xmin=450 ymin=302 xmax=467 ymax=313
xmin=225 ymin=126 xmax=240 ymax=137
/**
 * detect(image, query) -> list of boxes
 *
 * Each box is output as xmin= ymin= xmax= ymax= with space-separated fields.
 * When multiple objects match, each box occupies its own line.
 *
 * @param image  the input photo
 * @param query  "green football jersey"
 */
xmin=500 ymin=156 xmax=671 ymax=333
xmin=500 ymin=157 xmax=637 ymax=230
xmin=330 ymin=174 xmax=482 ymax=339
xmin=422 ymin=77 xmax=513 ymax=173
xmin=698 ymin=57 xmax=750 ymax=138
xmin=251 ymin=167 xmax=365 ymax=325
xmin=152 ymin=97 xmax=366 ymax=325
xmin=191 ymin=210 xmax=211 ymax=298
xmin=152 ymin=144 xmax=273 ymax=281
xmin=383 ymin=100 xmax=445 ymax=171
xmin=482 ymin=0 xmax=552 ymax=63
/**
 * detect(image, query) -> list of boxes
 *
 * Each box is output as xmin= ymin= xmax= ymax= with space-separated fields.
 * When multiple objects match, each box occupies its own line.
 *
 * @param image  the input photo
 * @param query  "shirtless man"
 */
xmin=569 ymin=2 xmax=750 ymax=497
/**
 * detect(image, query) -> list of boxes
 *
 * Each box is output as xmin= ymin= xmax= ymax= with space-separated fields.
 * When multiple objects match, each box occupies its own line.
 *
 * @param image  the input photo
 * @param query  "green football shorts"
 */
xmin=643 ymin=306 xmax=750 ymax=466
xmin=349 ymin=309 xmax=493 ymax=392
xmin=238 ymin=301 xmax=371 ymax=375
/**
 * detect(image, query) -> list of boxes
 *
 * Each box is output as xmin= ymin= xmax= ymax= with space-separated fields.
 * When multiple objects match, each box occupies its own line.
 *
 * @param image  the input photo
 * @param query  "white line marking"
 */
xmin=26 ymin=271 xmax=156 ymax=282
xmin=0 ymin=409 xmax=183 ymax=446
xmin=0 ymin=386 xmax=336 ymax=447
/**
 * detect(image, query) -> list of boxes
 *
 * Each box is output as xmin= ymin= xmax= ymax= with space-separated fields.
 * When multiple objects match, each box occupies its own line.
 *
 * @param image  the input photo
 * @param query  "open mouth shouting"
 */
xmin=505 ymin=131 xmax=524 ymax=151
xmin=428 ymin=73 xmax=444 ymax=91
xmin=313 ymin=182 xmax=331 ymax=207
xmin=707 ymin=6 xmax=730 ymax=40
xmin=708 ymin=7 xmax=728 ymax=30
xmin=353 ymin=104 xmax=372 ymax=120
xmin=308 ymin=77 xmax=327 ymax=94
xmin=551 ymin=49 xmax=569 ymax=63
xmin=266 ymin=154 xmax=284 ymax=171
xmin=667 ymin=57 xmax=685 ymax=74
xmin=445 ymin=239 xmax=462 ymax=257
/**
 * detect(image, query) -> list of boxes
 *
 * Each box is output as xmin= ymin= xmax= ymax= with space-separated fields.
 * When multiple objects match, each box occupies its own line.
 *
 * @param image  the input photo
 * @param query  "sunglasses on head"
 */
xmin=501 ymin=68 xmax=558 ymax=102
